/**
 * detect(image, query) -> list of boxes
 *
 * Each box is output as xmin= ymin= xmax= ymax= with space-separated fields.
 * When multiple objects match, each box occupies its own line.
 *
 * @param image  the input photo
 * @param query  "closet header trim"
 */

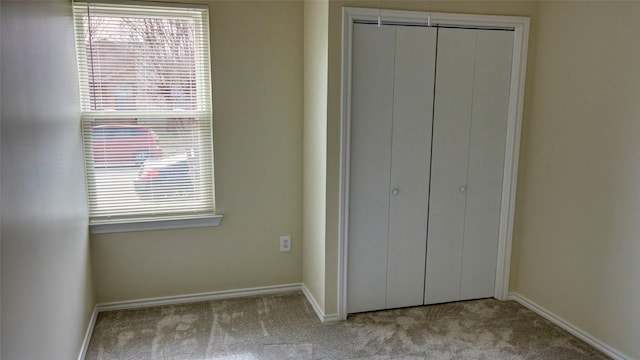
xmin=354 ymin=20 xmax=514 ymax=31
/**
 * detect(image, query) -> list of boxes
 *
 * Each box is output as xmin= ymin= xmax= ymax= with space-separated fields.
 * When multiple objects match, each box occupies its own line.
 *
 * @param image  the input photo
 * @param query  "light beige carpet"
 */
xmin=85 ymin=291 xmax=609 ymax=359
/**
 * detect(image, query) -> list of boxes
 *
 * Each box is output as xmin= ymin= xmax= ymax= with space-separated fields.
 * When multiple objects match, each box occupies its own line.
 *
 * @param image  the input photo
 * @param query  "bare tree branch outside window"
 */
xmin=84 ymin=15 xmax=201 ymax=156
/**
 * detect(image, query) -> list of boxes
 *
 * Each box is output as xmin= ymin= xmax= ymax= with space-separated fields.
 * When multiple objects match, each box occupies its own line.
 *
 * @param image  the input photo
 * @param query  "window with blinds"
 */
xmin=73 ymin=1 xmax=217 ymax=230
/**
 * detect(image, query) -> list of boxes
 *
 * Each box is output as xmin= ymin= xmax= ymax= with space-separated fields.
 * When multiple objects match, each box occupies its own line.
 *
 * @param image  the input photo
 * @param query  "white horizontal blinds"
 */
xmin=73 ymin=1 xmax=215 ymax=224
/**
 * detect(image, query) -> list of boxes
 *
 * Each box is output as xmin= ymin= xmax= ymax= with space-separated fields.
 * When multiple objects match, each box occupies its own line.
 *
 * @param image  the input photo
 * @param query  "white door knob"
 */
xmin=459 ymin=185 xmax=467 ymax=193
xmin=391 ymin=188 xmax=400 ymax=196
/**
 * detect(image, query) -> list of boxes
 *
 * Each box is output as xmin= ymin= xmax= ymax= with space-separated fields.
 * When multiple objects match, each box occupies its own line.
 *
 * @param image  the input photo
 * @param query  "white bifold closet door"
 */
xmin=347 ymin=23 xmax=513 ymax=314
xmin=424 ymin=28 xmax=513 ymax=305
xmin=347 ymin=23 xmax=436 ymax=314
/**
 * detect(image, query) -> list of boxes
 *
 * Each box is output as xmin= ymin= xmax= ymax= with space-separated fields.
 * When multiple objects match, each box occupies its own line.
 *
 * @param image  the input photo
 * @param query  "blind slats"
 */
xmin=73 ymin=1 xmax=215 ymax=225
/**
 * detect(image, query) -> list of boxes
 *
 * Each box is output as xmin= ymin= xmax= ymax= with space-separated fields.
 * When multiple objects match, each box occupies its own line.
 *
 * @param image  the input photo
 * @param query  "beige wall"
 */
xmin=6 ymin=0 xmax=634 ymax=357
xmin=91 ymin=1 xmax=304 ymax=303
xmin=323 ymin=0 xmax=539 ymax=316
xmin=0 ymin=1 xmax=95 ymax=359
xmin=512 ymin=2 xmax=640 ymax=358
xmin=303 ymin=0 xmax=329 ymax=310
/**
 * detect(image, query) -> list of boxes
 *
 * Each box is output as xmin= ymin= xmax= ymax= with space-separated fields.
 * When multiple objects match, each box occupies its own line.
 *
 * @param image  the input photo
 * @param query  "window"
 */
xmin=73 ymin=1 xmax=219 ymax=232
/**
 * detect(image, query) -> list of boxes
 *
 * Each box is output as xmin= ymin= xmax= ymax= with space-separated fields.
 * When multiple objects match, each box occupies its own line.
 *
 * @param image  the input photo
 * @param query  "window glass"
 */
xmin=73 ymin=2 xmax=215 ymax=226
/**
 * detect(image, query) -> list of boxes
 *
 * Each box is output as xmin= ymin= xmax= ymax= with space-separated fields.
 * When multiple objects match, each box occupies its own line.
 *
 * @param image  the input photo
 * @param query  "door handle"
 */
xmin=459 ymin=185 xmax=467 ymax=193
xmin=391 ymin=188 xmax=400 ymax=196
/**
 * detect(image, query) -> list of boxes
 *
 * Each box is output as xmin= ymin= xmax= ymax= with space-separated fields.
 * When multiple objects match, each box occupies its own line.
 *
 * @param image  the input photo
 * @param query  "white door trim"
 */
xmin=338 ymin=7 xmax=530 ymax=320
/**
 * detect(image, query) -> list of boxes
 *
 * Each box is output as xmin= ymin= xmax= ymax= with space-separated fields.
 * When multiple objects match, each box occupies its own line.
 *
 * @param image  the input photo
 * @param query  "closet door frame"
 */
xmin=338 ymin=7 xmax=530 ymax=320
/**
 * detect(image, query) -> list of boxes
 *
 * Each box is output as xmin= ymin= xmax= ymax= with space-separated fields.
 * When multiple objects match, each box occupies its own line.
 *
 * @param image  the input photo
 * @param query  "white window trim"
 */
xmin=73 ymin=1 xmax=221 ymax=231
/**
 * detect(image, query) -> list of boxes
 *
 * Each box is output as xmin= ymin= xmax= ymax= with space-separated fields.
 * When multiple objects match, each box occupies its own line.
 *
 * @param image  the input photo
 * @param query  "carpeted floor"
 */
xmin=85 ymin=291 xmax=609 ymax=359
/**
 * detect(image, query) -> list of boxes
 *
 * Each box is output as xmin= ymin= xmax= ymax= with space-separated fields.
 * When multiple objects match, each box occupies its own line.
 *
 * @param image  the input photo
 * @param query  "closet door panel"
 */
xmin=425 ymin=28 xmax=476 ymax=305
xmin=347 ymin=24 xmax=396 ymax=313
xmin=386 ymin=26 xmax=436 ymax=309
xmin=460 ymin=30 xmax=513 ymax=300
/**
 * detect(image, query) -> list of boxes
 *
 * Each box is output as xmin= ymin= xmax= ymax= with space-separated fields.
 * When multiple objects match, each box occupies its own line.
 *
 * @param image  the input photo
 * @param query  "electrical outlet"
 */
xmin=280 ymin=235 xmax=291 ymax=252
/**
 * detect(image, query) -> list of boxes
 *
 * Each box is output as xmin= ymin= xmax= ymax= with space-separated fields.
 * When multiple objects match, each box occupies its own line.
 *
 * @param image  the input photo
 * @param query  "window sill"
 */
xmin=89 ymin=215 xmax=223 ymax=234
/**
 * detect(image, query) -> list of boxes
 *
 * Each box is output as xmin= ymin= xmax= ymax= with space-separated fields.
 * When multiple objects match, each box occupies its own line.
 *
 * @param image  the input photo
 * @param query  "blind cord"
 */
xmin=86 ymin=1 xmax=97 ymax=111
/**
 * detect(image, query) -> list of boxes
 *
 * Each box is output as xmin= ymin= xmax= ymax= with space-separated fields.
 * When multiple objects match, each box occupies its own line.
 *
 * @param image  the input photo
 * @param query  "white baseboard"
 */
xmin=508 ymin=292 xmax=632 ymax=360
xmin=96 ymin=283 xmax=303 ymax=312
xmin=77 ymin=306 xmax=98 ymax=360
xmin=301 ymin=284 xmax=339 ymax=323
xmin=78 ymin=283 xmax=336 ymax=359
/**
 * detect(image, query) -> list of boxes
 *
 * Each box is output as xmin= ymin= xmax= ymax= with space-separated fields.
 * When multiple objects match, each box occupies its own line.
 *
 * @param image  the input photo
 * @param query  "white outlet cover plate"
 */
xmin=280 ymin=235 xmax=291 ymax=252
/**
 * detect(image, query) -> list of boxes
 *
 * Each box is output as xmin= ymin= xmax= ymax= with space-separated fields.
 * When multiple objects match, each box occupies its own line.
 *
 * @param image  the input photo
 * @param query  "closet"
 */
xmin=347 ymin=23 xmax=514 ymax=314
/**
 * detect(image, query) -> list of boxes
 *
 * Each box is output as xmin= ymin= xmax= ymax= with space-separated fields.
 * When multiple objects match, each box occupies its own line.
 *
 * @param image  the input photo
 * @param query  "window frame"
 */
xmin=73 ymin=0 xmax=222 ymax=233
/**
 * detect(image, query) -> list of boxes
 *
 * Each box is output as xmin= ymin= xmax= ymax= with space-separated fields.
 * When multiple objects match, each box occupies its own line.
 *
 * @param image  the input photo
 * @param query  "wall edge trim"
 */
xmin=81 ymin=283 xmax=343 ymax=359
xmin=96 ymin=283 xmax=303 ymax=312
xmin=302 ymin=283 xmax=339 ymax=323
xmin=77 ymin=305 xmax=99 ymax=360
xmin=508 ymin=292 xmax=633 ymax=360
